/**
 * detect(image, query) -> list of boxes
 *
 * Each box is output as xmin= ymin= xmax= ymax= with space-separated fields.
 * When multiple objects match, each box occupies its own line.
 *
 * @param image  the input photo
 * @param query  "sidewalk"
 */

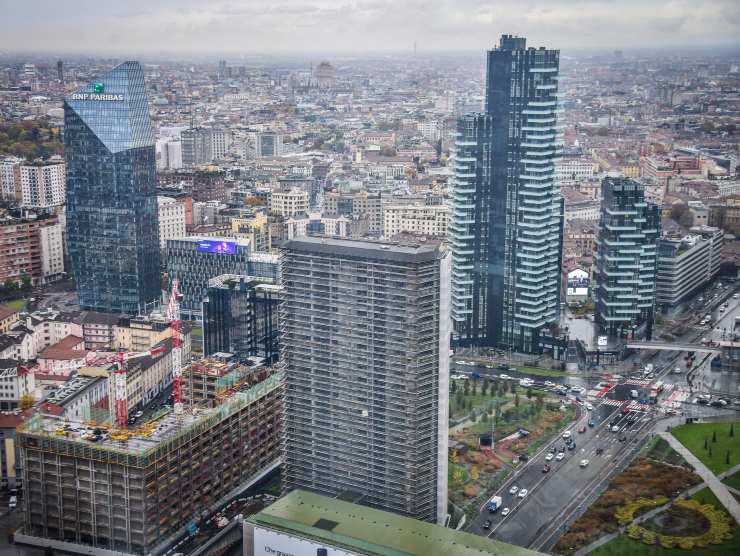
xmin=659 ymin=431 xmax=740 ymax=524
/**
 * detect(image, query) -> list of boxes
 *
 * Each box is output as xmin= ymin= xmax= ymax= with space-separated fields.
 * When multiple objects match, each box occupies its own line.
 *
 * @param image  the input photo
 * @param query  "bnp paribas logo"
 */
xmin=93 ymin=82 xmax=105 ymax=93
xmin=71 ymin=81 xmax=123 ymax=102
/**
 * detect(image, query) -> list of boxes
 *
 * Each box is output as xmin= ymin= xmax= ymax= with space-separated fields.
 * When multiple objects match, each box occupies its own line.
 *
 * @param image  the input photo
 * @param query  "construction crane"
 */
xmin=166 ymin=279 xmax=184 ymax=415
xmin=88 ymin=347 xmax=167 ymax=429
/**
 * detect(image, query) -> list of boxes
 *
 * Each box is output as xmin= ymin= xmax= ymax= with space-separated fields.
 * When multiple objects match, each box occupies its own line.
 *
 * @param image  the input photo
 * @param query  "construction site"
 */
xmin=15 ymin=281 xmax=284 ymax=556
xmin=17 ymin=363 xmax=282 ymax=555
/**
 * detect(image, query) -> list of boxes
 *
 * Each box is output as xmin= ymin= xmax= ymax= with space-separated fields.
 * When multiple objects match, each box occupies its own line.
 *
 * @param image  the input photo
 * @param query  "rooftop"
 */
xmin=282 ymin=235 xmax=445 ymax=264
xmin=249 ymin=490 xmax=543 ymax=556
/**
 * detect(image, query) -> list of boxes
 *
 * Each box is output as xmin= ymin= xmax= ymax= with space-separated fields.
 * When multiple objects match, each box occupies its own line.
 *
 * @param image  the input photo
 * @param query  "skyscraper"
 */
xmin=280 ymin=237 xmax=451 ymax=524
xmin=595 ymin=177 xmax=660 ymax=340
xmin=64 ymin=61 xmax=161 ymax=314
xmin=450 ymin=35 xmax=563 ymax=354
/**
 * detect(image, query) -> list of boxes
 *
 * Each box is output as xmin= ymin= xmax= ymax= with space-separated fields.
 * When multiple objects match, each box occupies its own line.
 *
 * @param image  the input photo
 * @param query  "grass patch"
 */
xmin=722 ymin=471 xmax=740 ymax=492
xmin=589 ymin=487 xmax=739 ymax=556
xmin=517 ymin=366 xmax=568 ymax=378
xmin=672 ymin=422 xmax=740 ymax=475
xmin=642 ymin=436 xmax=691 ymax=468
xmin=1 ymin=299 xmax=26 ymax=311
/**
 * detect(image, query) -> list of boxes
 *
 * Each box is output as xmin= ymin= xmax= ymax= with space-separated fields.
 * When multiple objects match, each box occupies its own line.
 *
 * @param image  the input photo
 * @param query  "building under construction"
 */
xmin=17 ymin=367 xmax=282 ymax=555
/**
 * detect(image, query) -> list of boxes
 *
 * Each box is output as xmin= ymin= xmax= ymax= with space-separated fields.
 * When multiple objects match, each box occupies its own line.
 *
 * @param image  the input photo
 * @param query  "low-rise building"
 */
xmin=0 ymin=305 xmax=19 ymax=334
xmin=269 ymin=187 xmax=308 ymax=217
xmin=157 ymin=196 xmax=187 ymax=249
xmin=383 ymin=203 xmax=449 ymax=238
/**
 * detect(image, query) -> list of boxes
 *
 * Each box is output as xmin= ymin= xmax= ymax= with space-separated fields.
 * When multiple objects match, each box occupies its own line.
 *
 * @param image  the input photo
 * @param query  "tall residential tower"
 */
xmin=280 ymin=237 xmax=451 ymax=524
xmin=64 ymin=62 xmax=161 ymax=314
xmin=595 ymin=177 xmax=660 ymax=340
xmin=450 ymin=35 xmax=563 ymax=353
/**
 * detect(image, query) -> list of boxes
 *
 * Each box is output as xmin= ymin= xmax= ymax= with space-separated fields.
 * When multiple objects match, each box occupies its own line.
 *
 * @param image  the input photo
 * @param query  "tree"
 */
xmin=704 ymin=437 xmax=708 ymax=450
xmin=471 ymin=465 xmax=479 ymax=482
xmin=712 ymin=430 xmax=717 ymax=443
xmin=726 ymin=450 xmax=730 ymax=465
xmin=463 ymin=380 xmax=470 ymax=396
xmin=472 ymin=381 xmax=478 ymax=396
xmin=708 ymin=446 xmax=713 ymax=457
xmin=731 ymin=423 xmax=735 ymax=438
xmin=451 ymin=381 xmax=457 ymax=395
xmin=514 ymin=393 xmax=520 ymax=408
xmin=482 ymin=378 xmax=489 ymax=396
xmin=20 ymin=275 xmax=32 ymax=291
xmin=526 ymin=387 xmax=533 ymax=400
xmin=19 ymin=394 xmax=35 ymax=410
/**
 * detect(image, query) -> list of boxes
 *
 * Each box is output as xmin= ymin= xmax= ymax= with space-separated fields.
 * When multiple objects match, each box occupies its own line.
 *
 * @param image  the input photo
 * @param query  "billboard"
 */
xmin=567 ymin=268 xmax=590 ymax=296
xmin=252 ymin=526 xmax=354 ymax=556
xmin=196 ymin=239 xmax=236 ymax=254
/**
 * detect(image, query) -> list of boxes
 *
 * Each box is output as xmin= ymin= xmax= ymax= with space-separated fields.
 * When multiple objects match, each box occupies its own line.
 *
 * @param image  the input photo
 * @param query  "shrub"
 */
xmin=626 ymin=524 xmax=642 ymax=540
xmin=641 ymin=529 xmax=657 ymax=545
xmin=677 ymin=537 xmax=695 ymax=550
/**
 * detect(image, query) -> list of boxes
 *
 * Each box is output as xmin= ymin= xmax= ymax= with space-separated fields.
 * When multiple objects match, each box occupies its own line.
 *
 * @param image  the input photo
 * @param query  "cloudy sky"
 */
xmin=1 ymin=0 xmax=739 ymax=55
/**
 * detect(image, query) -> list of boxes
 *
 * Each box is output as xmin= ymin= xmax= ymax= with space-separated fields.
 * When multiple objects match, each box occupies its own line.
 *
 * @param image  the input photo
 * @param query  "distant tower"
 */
xmin=56 ymin=60 xmax=64 ymax=83
xmin=314 ymin=61 xmax=336 ymax=89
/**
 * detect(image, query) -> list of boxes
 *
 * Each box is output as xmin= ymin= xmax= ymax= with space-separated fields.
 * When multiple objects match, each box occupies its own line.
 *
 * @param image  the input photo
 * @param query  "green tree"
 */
xmin=450 ymin=381 xmax=457 ymax=395
xmin=712 ymin=430 xmax=717 ymax=443
xmin=472 ymin=381 xmax=478 ymax=396
xmin=709 ymin=446 xmax=713 ymax=457
xmin=526 ymin=387 xmax=533 ymax=400
xmin=726 ymin=450 xmax=730 ymax=465
xmin=731 ymin=423 xmax=735 ymax=438
xmin=514 ymin=393 xmax=520 ymax=408
xmin=20 ymin=275 xmax=32 ymax=290
xmin=463 ymin=380 xmax=470 ymax=396
xmin=704 ymin=437 xmax=708 ymax=450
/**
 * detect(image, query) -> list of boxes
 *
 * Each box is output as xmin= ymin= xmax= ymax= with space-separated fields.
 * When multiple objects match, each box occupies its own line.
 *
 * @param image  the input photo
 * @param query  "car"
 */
xmin=483 ymin=519 xmax=492 ymax=529
xmin=500 ymin=374 xmax=511 ymax=380
xmin=562 ymin=431 xmax=572 ymax=440
xmin=588 ymin=420 xmax=595 ymax=427
xmin=509 ymin=485 xmax=519 ymax=495
xmin=509 ymin=367 xmax=517 ymax=372
xmin=619 ymin=435 xmax=627 ymax=442
xmin=8 ymin=496 xmax=17 ymax=509
xmin=585 ymin=403 xmax=593 ymax=411
xmin=134 ymin=410 xmax=144 ymax=418
xmin=556 ymin=452 xmax=565 ymax=461
xmin=734 ymin=294 xmax=739 ymax=299
xmin=518 ymin=489 xmax=528 ymax=498
xmin=543 ymin=464 xmax=551 ymax=473
xmin=700 ymin=319 xmax=707 ymax=326
xmin=719 ymin=307 xmax=725 ymax=313
xmin=578 ymin=426 xmax=587 ymax=433
xmin=596 ymin=447 xmax=604 ymax=455
xmin=518 ymin=453 xmax=529 ymax=462
xmin=697 ymin=398 xmax=710 ymax=405
xmin=501 ymin=507 xmax=510 ymax=517
xmin=710 ymin=399 xmax=728 ymax=407
xmin=545 ymin=452 xmax=554 ymax=462
xmin=580 ymin=459 xmax=590 ymax=467
xmin=698 ymin=297 xmax=704 ymax=302
xmin=568 ymin=442 xmax=577 ymax=451
xmin=544 ymin=381 xmax=555 ymax=387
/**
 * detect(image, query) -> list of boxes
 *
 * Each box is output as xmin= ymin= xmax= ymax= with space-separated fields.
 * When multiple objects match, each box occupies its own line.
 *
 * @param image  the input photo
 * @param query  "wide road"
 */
xmin=466 ymin=398 xmax=654 ymax=546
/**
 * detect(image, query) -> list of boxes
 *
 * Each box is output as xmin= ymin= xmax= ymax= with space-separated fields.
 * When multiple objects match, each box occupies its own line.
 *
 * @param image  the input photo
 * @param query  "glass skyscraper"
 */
xmin=450 ymin=35 xmax=563 ymax=354
xmin=595 ymin=177 xmax=660 ymax=340
xmin=64 ymin=61 xmax=161 ymax=314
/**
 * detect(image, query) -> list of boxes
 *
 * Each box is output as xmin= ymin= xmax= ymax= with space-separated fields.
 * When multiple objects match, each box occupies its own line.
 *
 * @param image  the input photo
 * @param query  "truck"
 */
xmin=487 ymin=495 xmax=503 ymax=513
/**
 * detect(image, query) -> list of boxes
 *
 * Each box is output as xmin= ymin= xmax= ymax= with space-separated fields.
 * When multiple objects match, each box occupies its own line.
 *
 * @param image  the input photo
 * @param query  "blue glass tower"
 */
xmin=64 ymin=62 xmax=161 ymax=314
xmin=451 ymin=35 xmax=563 ymax=354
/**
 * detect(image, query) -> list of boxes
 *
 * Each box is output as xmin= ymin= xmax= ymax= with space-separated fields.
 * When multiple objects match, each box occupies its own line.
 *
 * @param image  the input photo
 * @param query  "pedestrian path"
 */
xmin=659 ymin=432 xmax=740 ymax=524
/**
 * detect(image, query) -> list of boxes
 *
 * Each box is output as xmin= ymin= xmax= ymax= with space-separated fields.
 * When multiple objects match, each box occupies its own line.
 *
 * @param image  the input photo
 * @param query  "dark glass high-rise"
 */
xmin=64 ymin=61 xmax=161 ymax=314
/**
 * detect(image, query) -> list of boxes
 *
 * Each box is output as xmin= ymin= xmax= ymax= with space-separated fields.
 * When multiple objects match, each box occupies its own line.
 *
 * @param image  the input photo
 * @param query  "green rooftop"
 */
xmin=248 ymin=490 xmax=544 ymax=556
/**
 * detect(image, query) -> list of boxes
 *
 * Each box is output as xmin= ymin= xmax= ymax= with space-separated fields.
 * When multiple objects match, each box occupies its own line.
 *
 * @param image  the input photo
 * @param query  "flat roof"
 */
xmin=281 ymin=236 xmax=444 ymax=264
xmin=248 ymin=490 xmax=543 ymax=556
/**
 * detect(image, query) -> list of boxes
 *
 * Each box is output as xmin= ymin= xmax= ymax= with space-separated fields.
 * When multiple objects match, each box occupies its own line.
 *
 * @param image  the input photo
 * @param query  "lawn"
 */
xmin=672 ymin=422 xmax=740 ymax=475
xmin=517 ymin=366 xmax=568 ymax=378
xmin=588 ymin=487 xmax=739 ymax=556
xmin=642 ymin=436 xmax=691 ymax=468
xmin=723 ymin=471 xmax=740 ymax=492
xmin=1 ymin=299 xmax=26 ymax=311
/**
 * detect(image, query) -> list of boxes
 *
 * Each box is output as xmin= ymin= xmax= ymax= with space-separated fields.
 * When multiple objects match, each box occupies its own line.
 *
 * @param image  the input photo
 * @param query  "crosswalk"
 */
xmin=626 ymin=401 xmax=652 ymax=411
xmin=624 ymin=379 xmax=651 ymax=386
xmin=600 ymin=399 xmax=624 ymax=407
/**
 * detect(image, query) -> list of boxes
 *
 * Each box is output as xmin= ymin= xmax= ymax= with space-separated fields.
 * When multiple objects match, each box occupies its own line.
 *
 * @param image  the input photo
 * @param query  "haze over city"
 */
xmin=2 ymin=0 xmax=740 ymax=54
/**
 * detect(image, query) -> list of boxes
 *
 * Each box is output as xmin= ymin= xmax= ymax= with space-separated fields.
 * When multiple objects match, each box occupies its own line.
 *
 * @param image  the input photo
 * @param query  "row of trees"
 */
xmin=1 ymin=276 xmax=32 ymax=299
xmin=0 ymin=119 xmax=63 ymax=160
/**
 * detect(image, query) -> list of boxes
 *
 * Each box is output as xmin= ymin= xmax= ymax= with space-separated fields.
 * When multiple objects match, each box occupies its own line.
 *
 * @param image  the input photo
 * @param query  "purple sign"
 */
xmin=196 ymin=240 xmax=236 ymax=254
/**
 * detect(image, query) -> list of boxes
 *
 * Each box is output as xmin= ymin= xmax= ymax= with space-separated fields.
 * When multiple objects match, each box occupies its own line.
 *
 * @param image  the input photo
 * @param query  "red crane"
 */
xmin=166 ymin=279 xmax=184 ymax=415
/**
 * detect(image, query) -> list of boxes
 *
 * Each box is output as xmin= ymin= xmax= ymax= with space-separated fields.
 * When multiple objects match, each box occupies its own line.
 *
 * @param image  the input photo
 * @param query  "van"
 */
xmin=9 ymin=496 xmax=17 ymax=509
xmin=630 ymin=389 xmax=639 ymax=399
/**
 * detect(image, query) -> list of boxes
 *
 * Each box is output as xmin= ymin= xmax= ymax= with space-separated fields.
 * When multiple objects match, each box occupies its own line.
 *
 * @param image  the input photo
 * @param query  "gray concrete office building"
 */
xmin=280 ymin=237 xmax=451 ymax=525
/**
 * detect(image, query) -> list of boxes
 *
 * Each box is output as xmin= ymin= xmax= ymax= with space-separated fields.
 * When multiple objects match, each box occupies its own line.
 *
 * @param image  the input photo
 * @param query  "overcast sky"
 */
xmin=2 ymin=0 xmax=739 ymax=55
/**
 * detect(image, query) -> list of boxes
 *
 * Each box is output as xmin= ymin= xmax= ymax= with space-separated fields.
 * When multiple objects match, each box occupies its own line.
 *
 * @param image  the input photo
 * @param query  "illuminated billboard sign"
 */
xmin=196 ymin=240 xmax=236 ymax=254
xmin=566 ymin=268 xmax=590 ymax=296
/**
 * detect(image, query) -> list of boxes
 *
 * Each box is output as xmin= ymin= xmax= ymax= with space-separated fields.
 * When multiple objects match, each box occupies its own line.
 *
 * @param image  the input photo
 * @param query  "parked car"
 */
xmin=580 ymin=459 xmax=590 ymax=468
xmin=542 ymin=464 xmax=551 ymax=473
xmin=545 ymin=452 xmax=554 ymax=462
xmin=568 ymin=443 xmax=577 ymax=451
xmin=509 ymin=485 xmax=519 ymax=495
xmin=588 ymin=420 xmax=595 ymax=427
xmin=578 ymin=426 xmax=587 ymax=433
xmin=501 ymin=507 xmax=510 ymax=517
xmin=483 ymin=519 xmax=492 ymax=529
xmin=562 ymin=431 xmax=572 ymax=440
xmin=518 ymin=489 xmax=528 ymax=498
xmin=596 ymin=447 xmax=604 ymax=455
xmin=556 ymin=452 xmax=565 ymax=461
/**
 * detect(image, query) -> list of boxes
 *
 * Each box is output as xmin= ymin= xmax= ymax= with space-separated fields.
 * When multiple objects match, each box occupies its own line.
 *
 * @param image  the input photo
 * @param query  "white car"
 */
xmin=501 ymin=507 xmax=510 ymax=517
xmin=734 ymin=294 xmax=739 ymax=299
xmin=544 ymin=381 xmax=554 ymax=387
xmin=556 ymin=452 xmax=565 ymax=461
xmin=562 ymin=431 xmax=572 ymax=440
xmin=518 ymin=489 xmax=528 ymax=498
xmin=509 ymin=485 xmax=519 ymax=495
xmin=500 ymin=374 xmax=512 ymax=380
xmin=580 ymin=459 xmax=590 ymax=468
xmin=585 ymin=403 xmax=593 ymax=411
xmin=545 ymin=452 xmax=554 ymax=462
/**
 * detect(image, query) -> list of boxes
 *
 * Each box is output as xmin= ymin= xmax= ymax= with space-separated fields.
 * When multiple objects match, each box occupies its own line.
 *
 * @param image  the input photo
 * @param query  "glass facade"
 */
xmin=202 ymin=274 xmax=282 ymax=363
xmin=64 ymin=61 xmax=161 ymax=314
xmin=595 ymin=177 xmax=660 ymax=339
xmin=450 ymin=35 xmax=564 ymax=353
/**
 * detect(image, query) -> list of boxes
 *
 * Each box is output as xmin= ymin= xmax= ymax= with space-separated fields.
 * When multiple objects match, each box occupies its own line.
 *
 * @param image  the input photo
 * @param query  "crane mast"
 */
xmin=166 ymin=279 xmax=184 ymax=415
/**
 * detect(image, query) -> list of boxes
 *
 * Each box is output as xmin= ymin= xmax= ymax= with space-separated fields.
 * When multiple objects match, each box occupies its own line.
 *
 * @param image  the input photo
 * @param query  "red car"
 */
xmin=578 ymin=426 xmax=587 ymax=433
xmin=542 ymin=464 xmax=551 ymax=473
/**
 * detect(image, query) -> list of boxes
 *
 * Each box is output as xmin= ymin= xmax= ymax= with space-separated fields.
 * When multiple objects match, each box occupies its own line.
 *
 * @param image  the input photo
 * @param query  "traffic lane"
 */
xmin=452 ymin=362 xmax=592 ymax=389
xmin=472 ymin=404 xmax=619 ymax=537
xmin=490 ymin=420 xmax=626 ymax=545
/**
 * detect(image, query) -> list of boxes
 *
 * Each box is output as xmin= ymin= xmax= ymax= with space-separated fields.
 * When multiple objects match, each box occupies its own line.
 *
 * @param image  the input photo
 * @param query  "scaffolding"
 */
xmin=18 ymin=371 xmax=283 ymax=555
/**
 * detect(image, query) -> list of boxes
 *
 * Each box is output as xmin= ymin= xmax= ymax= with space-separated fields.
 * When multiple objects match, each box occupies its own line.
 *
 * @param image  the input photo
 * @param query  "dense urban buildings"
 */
xmin=64 ymin=61 xmax=161 ymax=314
xmin=280 ymin=237 xmax=451 ymax=524
xmin=0 ymin=208 xmax=64 ymax=285
xmin=451 ymin=35 xmax=563 ymax=353
xmin=595 ymin=177 xmax=661 ymax=340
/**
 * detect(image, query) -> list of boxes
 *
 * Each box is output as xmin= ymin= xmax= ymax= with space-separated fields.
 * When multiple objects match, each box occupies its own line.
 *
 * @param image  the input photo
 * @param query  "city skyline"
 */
xmin=1 ymin=1 xmax=739 ymax=55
